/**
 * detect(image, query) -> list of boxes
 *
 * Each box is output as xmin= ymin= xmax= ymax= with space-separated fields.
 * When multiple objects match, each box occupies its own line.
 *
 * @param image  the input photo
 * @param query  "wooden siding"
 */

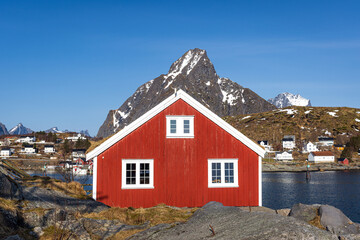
xmin=96 ymin=99 xmax=259 ymax=208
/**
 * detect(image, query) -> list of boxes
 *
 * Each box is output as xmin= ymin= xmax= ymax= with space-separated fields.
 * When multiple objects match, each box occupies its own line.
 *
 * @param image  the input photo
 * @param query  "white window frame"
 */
xmin=166 ymin=116 xmax=194 ymax=138
xmin=121 ymin=159 xmax=154 ymax=189
xmin=208 ymin=159 xmax=238 ymax=188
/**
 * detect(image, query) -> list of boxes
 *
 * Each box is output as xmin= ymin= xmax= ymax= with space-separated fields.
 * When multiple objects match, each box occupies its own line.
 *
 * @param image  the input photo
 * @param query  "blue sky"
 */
xmin=1 ymin=0 xmax=359 ymax=136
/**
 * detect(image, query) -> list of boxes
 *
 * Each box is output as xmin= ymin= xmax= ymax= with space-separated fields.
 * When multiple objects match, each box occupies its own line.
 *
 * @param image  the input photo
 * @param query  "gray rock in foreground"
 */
xmin=129 ymin=202 xmax=337 ymax=240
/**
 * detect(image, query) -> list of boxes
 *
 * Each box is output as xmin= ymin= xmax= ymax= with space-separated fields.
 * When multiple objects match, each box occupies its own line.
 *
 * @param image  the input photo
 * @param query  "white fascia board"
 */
xmin=87 ymin=89 xmax=265 ymax=160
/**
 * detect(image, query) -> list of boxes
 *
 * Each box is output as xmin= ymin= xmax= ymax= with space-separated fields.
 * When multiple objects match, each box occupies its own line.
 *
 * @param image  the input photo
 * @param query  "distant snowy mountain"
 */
xmin=45 ymin=127 xmax=91 ymax=137
xmin=80 ymin=130 xmax=91 ymax=137
xmin=45 ymin=127 xmax=64 ymax=133
xmin=0 ymin=122 xmax=9 ymax=136
xmin=9 ymin=123 xmax=33 ymax=135
xmin=268 ymin=93 xmax=311 ymax=108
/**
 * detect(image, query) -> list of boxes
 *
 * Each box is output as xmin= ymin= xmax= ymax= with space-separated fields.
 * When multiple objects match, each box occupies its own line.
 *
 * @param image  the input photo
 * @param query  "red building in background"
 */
xmin=87 ymin=90 xmax=265 ymax=208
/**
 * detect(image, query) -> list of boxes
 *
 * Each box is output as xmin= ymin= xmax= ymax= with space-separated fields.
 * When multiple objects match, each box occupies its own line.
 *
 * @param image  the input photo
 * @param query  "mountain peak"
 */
xmin=166 ymin=48 xmax=210 ymax=79
xmin=9 ymin=123 xmax=33 ymax=135
xmin=268 ymin=92 xmax=311 ymax=108
xmin=97 ymin=49 xmax=276 ymax=138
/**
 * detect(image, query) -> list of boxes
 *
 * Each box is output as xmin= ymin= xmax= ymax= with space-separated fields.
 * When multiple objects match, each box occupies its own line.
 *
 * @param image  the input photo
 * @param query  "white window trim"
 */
xmin=166 ymin=116 xmax=194 ymax=138
xmin=208 ymin=159 xmax=239 ymax=188
xmin=121 ymin=159 xmax=154 ymax=189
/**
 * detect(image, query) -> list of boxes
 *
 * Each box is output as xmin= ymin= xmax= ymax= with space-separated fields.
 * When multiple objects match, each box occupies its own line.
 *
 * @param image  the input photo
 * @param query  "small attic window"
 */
xmin=166 ymin=116 xmax=194 ymax=138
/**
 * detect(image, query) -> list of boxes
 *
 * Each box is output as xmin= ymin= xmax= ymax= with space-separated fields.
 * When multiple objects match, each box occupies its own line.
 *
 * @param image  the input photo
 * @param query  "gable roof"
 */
xmin=310 ymin=151 xmax=334 ymax=156
xmin=87 ymin=89 xmax=266 ymax=160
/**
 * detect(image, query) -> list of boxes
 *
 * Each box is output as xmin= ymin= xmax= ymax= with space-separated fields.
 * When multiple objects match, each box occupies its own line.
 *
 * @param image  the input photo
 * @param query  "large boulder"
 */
xmin=129 ymin=201 xmax=337 ymax=240
xmin=319 ymin=205 xmax=360 ymax=235
xmin=289 ymin=203 xmax=319 ymax=222
xmin=0 ymin=171 xmax=22 ymax=199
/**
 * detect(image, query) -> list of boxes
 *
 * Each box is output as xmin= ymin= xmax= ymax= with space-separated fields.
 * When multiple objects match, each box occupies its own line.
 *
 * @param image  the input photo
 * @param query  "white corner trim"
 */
xmin=86 ymin=89 xmax=265 ymax=160
xmin=258 ymin=156 xmax=262 ymax=206
xmin=92 ymin=156 xmax=97 ymax=200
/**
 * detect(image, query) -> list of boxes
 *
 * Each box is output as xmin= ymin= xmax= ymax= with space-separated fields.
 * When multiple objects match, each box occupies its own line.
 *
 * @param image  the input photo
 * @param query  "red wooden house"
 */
xmin=87 ymin=90 xmax=265 ymax=208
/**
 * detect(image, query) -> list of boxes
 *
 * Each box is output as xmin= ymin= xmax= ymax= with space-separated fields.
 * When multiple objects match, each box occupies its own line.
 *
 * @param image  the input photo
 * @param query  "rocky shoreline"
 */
xmin=1 ymin=165 xmax=360 ymax=239
xmin=263 ymin=162 xmax=360 ymax=172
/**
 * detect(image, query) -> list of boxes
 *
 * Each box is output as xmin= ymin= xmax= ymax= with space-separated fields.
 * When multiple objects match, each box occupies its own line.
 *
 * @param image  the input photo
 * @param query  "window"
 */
xmin=122 ymin=159 xmax=154 ymax=189
xmin=208 ymin=159 xmax=238 ymax=188
xmin=166 ymin=116 xmax=194 ymax=138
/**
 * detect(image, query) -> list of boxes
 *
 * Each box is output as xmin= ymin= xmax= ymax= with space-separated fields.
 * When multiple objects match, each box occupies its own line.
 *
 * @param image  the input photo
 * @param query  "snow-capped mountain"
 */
xmin=0 ymin=122 xmax=9 ymax=136
xmin=268 ymin=93 xmax=311 ymax=108
xmin=97 ymin=48 xmax=276 ymax=138
xmin=45 ymin=127 xmax=91 ymax=137
xmin=45 ymin=127 xmax=64 ymax=133
xmin=9 ymin=123 xmax=33 ymax=135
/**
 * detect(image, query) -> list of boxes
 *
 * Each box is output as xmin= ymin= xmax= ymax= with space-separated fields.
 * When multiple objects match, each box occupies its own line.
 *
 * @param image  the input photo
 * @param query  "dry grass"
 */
xmin=83 ymin=204 xmax=197 ymax=226
xmin=308 ymin=215 xmax=326 ymax=230
xmin=87 ymin=135 xmax=113 ymax=153
xmin=108 ymin=229 xmax=145 ymax=240
xmin=40 ymin=226 xmax=75 ymax=240
xmin=0 ymin=197 xmax=18 ymax=211
xmin=22 ymin=177 xmax=89 ymax=199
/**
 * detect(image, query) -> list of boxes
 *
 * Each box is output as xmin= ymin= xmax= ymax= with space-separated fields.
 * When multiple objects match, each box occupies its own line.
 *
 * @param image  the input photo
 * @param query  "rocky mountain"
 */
xmin=45 ymin=127 xmax=64 ymax=133
xmin=268 ymin=92 xmax=311 ymax=108
xmin=0 ymin=122 xmax=9 ymax=136
xmin=97 ymin=48 xmax=275 ymax=138
xmin=46 ymin=127 xmax=91 ymax=137
xmin=9 ymin=123 xmax=33 ymax=135
xmin=80 ymin=130 xmax=91 ymax=137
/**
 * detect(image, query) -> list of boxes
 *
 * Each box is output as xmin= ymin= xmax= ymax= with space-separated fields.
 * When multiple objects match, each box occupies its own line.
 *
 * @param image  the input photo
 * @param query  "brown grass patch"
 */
xmin=308 ymin=215 xmax=326 ymax=230
xmin=22 ymin=177 xmax=89 ymax=199
xmin=0 ymin=197 xmax=17 ymax=211
xmin=108 ymin=228 xmax=145 ymax=240
xmin=83 ymin=204 xmax=197 ymax=226
xmin=40 ymin=226 xmax=75 ymax=240
xmin=87 ymin=135 xmax=113 ymax=153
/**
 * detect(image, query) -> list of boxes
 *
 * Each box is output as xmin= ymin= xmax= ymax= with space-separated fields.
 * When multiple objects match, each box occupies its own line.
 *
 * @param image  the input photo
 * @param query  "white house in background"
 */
xmin=257 ymin=140 xmax=272 ymax=152
xmin=0 ymin=148 xmax=12 ymax=157
xmin=358 ymin=148 xmax=360 ymax=156
xmin=21 ymin=145 xmax=37 ymax=154
xmin=275 ymin=151 xmax=294 ymax=161
xmin=44 ymin=145 xmax=55 ymax=153
xmin=72 ymin=149 xmax=86 ymax=158
xmin=308 ymin=151 xmax=335 ymax=163
xmin=16 ymin=136 xmax=36 ymax=144
xmin=66 ymin=134 xmax=86 ymax=142
xmin=318 ymin=137 xmax=334 ymax=147
xmin=282 ymin=135 xmax=296 ymax=150
xmin=303 ymin=141 xmax=319 ymax=153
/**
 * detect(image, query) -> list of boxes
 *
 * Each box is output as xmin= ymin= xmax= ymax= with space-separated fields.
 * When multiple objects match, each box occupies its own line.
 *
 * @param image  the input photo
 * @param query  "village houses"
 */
xmin=275 ymin=151 xmax=294 ymax=161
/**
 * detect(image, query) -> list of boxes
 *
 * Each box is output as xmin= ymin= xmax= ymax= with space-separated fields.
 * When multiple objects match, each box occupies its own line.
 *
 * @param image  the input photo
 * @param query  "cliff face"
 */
xmin=0 ymin=122 xmax=8 ymax=136
xmin=97 ymin=48 xmax=275 ymax=138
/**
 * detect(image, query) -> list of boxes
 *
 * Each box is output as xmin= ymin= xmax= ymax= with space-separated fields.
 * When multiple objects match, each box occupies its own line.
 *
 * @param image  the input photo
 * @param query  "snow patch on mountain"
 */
xmin=268 ymin=92 xmax=311 ymax=108
xmin=278 ymin=109 xmax=298 ymax=115
xmin=45 ymin=127 xmax=63 ymax=133
xmin=355 ymin=118 xmax=360 ymax=123
xmin=165 ymin=49 xmax=206 ymax=80
xmin=327 ymin=112 xmax=338 ymax=117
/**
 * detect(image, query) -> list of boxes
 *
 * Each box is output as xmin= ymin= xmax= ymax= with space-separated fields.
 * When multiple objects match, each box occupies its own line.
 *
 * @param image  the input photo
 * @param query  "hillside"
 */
xmin=224 ymin=106 xmax=360 ymax=149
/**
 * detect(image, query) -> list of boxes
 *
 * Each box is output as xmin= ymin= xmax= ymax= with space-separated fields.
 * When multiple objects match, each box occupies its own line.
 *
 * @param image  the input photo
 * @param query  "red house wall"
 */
xmin=96 ymin=99 xmax=259 ymax=208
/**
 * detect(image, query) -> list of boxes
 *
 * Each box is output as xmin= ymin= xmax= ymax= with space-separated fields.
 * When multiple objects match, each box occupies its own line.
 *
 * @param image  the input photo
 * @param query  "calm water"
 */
xmin=29 ymin=170 xmax=360 ymax=222
xmin=263 ymin=171 xmax=360 ymax=223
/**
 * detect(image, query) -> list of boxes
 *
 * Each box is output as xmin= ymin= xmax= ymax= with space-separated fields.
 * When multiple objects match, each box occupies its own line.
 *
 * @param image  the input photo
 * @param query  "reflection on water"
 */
xmin=263 ymin=171 xmax=360 ymax=223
